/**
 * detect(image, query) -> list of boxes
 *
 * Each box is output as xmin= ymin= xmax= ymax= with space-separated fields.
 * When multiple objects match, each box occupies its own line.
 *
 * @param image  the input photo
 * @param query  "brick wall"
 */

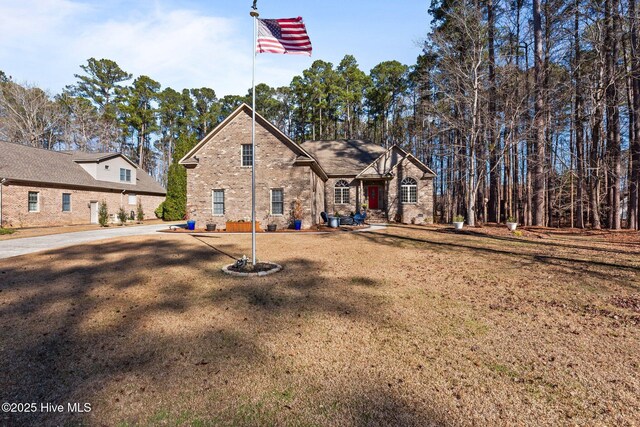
xmin=386 ymin=159 xmax=434 ymax=224
xmin=186 ymin=110 xmax=323 ymax=230
xmin=0 ymin=183 xmax=164 ymax=228
xmin=324 ymin=177 xmax=359 ymax=217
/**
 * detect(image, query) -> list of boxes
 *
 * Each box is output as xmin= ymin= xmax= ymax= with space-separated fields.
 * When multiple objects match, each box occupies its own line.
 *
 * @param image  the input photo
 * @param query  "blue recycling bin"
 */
xmin=187 ymin=220 xmax=196 ymax=230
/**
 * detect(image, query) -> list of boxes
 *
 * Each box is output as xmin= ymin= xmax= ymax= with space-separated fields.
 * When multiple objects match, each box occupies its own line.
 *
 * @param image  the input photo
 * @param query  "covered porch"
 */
xmin=356 ymin=177 xmax=392 ymax=221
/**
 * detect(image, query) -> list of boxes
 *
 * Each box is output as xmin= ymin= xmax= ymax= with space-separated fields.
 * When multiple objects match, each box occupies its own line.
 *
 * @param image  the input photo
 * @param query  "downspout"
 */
xmin=0 ymin=178 xmax=6 ymax=228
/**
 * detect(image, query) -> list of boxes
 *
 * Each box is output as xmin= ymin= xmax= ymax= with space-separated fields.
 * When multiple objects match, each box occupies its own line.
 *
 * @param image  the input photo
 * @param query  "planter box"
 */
xmin=226 ymin=221 xmax=262 ymax=232
xmin=453 ymin=221 xmax=464 ymax=230
xmin=506 ymin=222 xmax=518 ymax=231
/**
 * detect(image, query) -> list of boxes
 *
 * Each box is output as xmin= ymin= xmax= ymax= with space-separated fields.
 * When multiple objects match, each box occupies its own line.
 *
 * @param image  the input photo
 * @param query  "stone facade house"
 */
xmin=179 ymin=104 xmax=435 ymax=229
xmin=0 ymin=141 xmax=166 ymax=228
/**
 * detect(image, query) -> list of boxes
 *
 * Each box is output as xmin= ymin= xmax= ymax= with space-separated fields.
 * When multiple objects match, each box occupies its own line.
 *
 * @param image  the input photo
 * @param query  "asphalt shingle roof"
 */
xmin=300 ymin=139 xmax=387 ymax=176
xmin=0 ymin=141 xmax=166 ymax=195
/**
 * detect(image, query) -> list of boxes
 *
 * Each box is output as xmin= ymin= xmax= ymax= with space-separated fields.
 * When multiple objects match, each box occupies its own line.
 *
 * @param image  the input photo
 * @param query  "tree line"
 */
xmin=1 ymin=0 xmax=639 ymax=229
xmin=0 ymin=55 xmax=416 ymax=220
xmin=417 ymin=0 xmax=639 ymax=230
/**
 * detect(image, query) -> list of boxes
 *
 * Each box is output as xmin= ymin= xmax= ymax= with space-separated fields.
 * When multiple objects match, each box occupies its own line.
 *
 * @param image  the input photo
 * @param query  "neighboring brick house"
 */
xmin=0 ymin=141 xmax=166 ymax=228
xmin=179 ymin=104 xmax=435 ymax=229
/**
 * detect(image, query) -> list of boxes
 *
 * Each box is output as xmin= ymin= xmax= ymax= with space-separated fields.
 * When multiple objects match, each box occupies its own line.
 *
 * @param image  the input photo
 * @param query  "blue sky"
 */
xmin=0 ymin=0 xmax=430 ymax=96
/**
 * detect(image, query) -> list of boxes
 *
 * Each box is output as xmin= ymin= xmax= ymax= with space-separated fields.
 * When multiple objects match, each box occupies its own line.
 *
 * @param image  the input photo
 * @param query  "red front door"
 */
xmin=368 ymin=186 xmax=379 ymax=209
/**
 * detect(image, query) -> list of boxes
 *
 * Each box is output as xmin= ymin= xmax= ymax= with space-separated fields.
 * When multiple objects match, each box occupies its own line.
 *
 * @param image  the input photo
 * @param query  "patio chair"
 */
xmin=353 ymin=211 xmax=367 ymax=225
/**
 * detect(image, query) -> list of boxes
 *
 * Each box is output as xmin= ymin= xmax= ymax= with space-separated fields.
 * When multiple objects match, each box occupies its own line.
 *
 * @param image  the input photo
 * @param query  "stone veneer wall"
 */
xmin=185 ymin=111 xmax=322 ymax=230
xmin=0 ymin=183 xmax=164 ymax=228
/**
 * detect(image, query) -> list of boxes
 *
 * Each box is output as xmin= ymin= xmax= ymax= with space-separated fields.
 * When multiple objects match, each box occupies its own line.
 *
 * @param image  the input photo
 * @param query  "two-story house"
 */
xmin=179 ymin=104 xmax=435 ymax=229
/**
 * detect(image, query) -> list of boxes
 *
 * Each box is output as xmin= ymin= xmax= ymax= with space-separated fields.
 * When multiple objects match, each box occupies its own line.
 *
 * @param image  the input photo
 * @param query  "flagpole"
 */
xmin=250 ymin=4 xmax=259 ymax=266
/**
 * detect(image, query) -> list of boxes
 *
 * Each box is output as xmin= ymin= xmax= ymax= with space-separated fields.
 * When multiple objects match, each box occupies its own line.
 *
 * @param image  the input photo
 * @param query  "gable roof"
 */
xmin=63 ymin=151 xmax=139 ymax=168
xmin=0 ymin=141 xmax=166 ymax=195
xmin=178 ymin=104 xmax=436 ymax=180
xmin=357 ymin=145 xmax=436 ymax=179
xmin=179 ymin=103 xmax=328 ymax=180
xmin=301 ymin=139 xmax=388 ymax=176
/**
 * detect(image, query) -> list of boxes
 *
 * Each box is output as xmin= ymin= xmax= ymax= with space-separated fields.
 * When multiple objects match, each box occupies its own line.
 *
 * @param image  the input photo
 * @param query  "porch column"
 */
xmin=359 ymin=180 xmax=364 ymax=211
xmin=385 ymin=180 xmax=389 ymax=213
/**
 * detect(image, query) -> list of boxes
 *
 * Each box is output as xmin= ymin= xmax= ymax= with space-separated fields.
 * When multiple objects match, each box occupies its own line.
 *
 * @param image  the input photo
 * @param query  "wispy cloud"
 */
xmin=0 ymin=0 xmax=308 ymax=96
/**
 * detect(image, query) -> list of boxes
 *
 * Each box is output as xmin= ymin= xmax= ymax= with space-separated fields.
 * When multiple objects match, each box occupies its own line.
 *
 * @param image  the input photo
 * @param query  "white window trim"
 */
xmin=270 ymin=188 xmax=284 ymax=216
xmin=212 ymin=189 xmax=225 ymax=216
xmin=334 ymin=180 xmax=350 ymax=205
xmin=120 ymin=168 xmax=132 ymax=183
xmin=62 ymin=193 xmax=72 ymax=212
xmin=400 ymin=178 xmax=418 ymax=204
xmin=241 ymin=144 xmax=253 ymax=168
xmin=28 ymin=191 xmax=40 ymax=213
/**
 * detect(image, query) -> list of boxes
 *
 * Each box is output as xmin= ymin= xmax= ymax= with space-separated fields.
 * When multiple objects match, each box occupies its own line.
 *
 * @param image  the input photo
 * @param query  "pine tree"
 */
xmin=162 ymin=133 xmax=197 ymax=220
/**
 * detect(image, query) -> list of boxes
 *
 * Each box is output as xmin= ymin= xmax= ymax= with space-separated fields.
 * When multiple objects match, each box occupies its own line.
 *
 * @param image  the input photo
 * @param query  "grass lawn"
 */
xmin=0 ymin=225 xmax=639 ymax=426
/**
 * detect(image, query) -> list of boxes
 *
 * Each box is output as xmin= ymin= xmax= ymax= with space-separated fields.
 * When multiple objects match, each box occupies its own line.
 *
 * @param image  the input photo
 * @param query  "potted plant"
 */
xmin=186 ymin=214 xmax=196 ymax=230
xmin=206 ymin=223 xmax=216 ymax=231
xmin=453 ymin=215 xmax=464 ymax=230
xmin=292 ymin=199 xmax=304 ymax=230
xmin=267 ymin=224 xmax=277 ymax=232
xmin=506 ymin=216 xmax=518 ymax=231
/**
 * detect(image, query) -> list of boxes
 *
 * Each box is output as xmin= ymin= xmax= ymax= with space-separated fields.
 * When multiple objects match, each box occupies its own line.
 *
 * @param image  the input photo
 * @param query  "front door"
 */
xmin=368 ymin=186 xmax=379 ymax=209
xmin=90 ymin=202 xmax=98 ymax=224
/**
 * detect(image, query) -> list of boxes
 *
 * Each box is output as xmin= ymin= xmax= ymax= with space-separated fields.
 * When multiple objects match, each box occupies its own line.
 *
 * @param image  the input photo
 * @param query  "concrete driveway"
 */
xmin=0 ymin=223 xmax=179 ymax=260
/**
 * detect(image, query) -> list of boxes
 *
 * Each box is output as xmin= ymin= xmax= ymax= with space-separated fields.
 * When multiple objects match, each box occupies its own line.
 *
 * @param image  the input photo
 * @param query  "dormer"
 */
xmin=73 ymin=153 xmax=138 ymax=184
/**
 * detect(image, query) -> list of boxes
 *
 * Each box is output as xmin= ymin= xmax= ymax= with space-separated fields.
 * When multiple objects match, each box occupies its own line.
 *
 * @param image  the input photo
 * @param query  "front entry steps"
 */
xmin=366 ymin=209 xmax=388 ymax=223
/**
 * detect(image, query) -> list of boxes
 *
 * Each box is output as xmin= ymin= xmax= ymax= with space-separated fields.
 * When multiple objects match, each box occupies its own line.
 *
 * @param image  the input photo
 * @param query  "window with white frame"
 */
xmin=401 ymin=177 xmax=418 ymax=203
xmin=62 ymin=193 xmax=71 ymax=212
xmin=212 ymin=189 xmax=225 ymax=215
xmin=120 ymin=168 xmax=131 ymax=182
xmin=241 ymin=144 xmax=253 ymax=167
xmin=271 ymin=188 xmax=283 ymax=215
xmin=334 ymin=180 xmax=350 ymax=204
xmin=28 ymin=191 xmax=39 ymax=212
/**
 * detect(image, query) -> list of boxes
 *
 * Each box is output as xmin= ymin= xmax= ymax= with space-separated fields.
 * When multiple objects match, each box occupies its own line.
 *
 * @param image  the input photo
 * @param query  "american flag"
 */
xmin=256 ymin=17 xmax=312 ymax=56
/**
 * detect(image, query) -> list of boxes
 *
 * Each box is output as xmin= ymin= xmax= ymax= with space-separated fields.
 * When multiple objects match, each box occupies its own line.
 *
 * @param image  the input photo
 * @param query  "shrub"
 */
xmin=117 ymin=207 xmax=128 ymax=225
xmin=98 ymin=200 xmax=109 ymax=227
xmin=507 ymin=216 xmax=517 ymax=223
xmin=154 ymin=202 xmax=164 ymax=219
xmin=162 ymin=133 xmax=197 ymax=221
xmin=0 ymin=228 xmax=15 ymax=235
xmin=136 ymin=201 xmax=144 ymax=222
xmin=162 ymin=197 xmax=186 ymax=221
xmin=453 ymin=215 xmax=464 ymax=223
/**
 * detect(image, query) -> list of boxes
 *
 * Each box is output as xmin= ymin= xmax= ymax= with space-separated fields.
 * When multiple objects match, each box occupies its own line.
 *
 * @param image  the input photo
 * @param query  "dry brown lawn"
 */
xmin=0 ymin=224 xmax=639 ymax=426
